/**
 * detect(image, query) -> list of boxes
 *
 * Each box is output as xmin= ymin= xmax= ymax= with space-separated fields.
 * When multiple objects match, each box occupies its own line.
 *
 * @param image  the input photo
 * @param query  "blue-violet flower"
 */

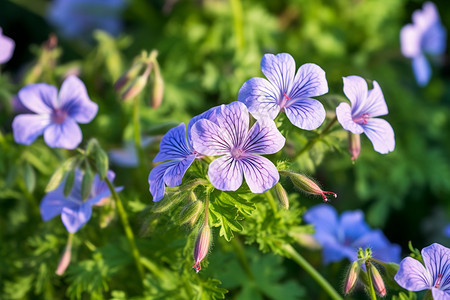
xmin=0 ymin=27 xmax=15 ymax=64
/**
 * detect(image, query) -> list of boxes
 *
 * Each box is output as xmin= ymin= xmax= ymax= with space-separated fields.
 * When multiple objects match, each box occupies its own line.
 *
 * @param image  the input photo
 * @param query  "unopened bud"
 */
xmin=280 ymin=171 xmax=337 ymax=202
xmin=345 ymin=261 xmax=360 ymax=294
xmin=152 ymin=63 xmax=164 ymax=109
xmin=192 ymin=224 xmax=211 ymax=273
xmin=369 ymin=263 xmax=386 ymax=297
xmin=114 ymin=61 xmax=146 ymax=93
xmin=274 ymin=183 xmax=289 ymax=209
xmin=56 ymin=235 xmax=73 ymax=276
xmin=348 ymin=133 xmax=361 ymax=161
xmin=179 ymin=200 xmax=203 ymax=226
xmin=121 ymin=75 xmax=149 ymax=101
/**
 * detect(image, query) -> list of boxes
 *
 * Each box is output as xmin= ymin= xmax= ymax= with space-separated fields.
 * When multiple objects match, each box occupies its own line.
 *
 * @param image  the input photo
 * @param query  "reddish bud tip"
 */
xmin=369 ymin=264 xmax=386 ymax=297
xmin=348 ymin=133 xmax=361 ymax=161
xmin=192 ymin=224 xmax=211 ymax=273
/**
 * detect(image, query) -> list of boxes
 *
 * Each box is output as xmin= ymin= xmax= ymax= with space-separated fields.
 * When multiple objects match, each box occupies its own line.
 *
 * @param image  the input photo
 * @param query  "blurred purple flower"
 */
xmin=238 ymin=53 xmax=328 ymax=130
xmin=336 ymin=76 xmax=395 ymax=155
xmin=48 ymin=0 xmax=126 ymax=40
xmin=395 ymin=243 xmax=450 ymax=300
xmin=445 ymin=224 xmax=450 ymax=238
xmin=109 ymin=137 xmax=155 ymax=167
xmin=304 ymin=204 xmax=401 ymax=265
xmin=12 ymin=76 xmax=98 ymax=149
xmin=0 ymin=27 xmax=15 ymax=64
xmin=40 ymin=170 xmax=122 ymax=233
xmin=148 ymin=107 xmax=218 ymax=202
xmin=191 ymin=101 xmax=285 ymax=193
xmin=400 ymin=2 xmax=447 ymax=86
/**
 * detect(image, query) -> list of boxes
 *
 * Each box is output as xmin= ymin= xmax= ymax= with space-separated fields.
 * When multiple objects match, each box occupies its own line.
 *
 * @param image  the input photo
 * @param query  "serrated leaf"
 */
xmin=64 ymin=169 xmax=76 ymax=197
xmin=24 ymin=162 xmax=36 ymax=193
xmin=81 ymin=165 xmax=94 ymax=201
xmin=45 ymin=157 xmax=78 ymax=192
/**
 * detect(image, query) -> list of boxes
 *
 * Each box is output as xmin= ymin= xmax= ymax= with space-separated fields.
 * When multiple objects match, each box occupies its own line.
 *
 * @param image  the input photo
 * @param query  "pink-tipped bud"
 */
xmin=114 ymin=61 xmax=147 ymax=93
xmin=56 ymin=236 xmax=73 ymax=276
xmin=280 ymin=171 xmax=337 ymax=202
xmin=121 ymin=75 xmax=149 ymax=101
xmin=369 ymin=264 xmax=386 ymax=297
xmin=345 ymin=261 xmax=360 ymax=295
xmin=348 ymin=133 xmax=361 ymax=161
xmin=274 ymin=182 xmax=289 ymax=209
xmin=151 ymin=64 xmax=164 ymax=109
xmin=192 ymin=224 xmax=211 ymax=273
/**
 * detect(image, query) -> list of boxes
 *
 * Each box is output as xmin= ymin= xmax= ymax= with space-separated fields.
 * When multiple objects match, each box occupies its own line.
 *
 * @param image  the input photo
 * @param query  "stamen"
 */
xmin=192 ymin=262 xmax=201 ymax=273
xmin=435 ymin=274 xmax=443 ymax=289
xmin=321 ymin=191 xmax=338 ymax=202
xmin=353 ymin=113 xmax=370 ymax=125
xmin=283 ymin=93 xmax=291 ymax=101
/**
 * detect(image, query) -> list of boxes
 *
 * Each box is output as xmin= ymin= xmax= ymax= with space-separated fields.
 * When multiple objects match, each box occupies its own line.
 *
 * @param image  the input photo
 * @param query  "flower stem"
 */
xmin=282 ymin=244 xmax=343 ymax=300
xmin=296 ymin=117 xmax=337 ymax=158
xmin=231 ymin=237 xmax=254 ymax=280
xmin=230 ymin=0 xmax=245 ymax=52
xmin=264 ymin=190 xmax=278 ymax=216
xmin=365 ymin=261 xmax=378 ymax=300
xmin=105 ymin=178 xmax=145 ymax=282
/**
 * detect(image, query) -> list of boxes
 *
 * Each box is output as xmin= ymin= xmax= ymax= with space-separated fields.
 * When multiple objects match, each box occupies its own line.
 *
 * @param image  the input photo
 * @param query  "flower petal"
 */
xmin=362 ymin=118 xmax=395 ymax=154
xmin=261 ymin=53 xmax=295 ymax=95
xmin=208 ymin=155 xmax=243 ymax=191
xmin=400 ymin=24 xmax=421 ymax=58
xmin=413 ymin=2 xmax=440 ymax=31
xmin=0 ymin=28 xmax=15 ymax=64
xmin=163 ymin=154 xmax=196 ymax=187
xmin=148 ymin=161 xmax=176 ymax=202
xmin=43 ymin=119 xmax=82 ymax=149
xmin=59 ymin=76 xmax=98 ymax=123
xmin=304 ymin=204 xmax=339 ymax=233
xmin=216 ymin=102 xmax=249 ymax=148
xmin=395 ymin=257 xmax=432 ymax=291
xmin=40 ymin=186 xmax=76 ymax=221
xmin=336 ymin=102 xmax=364 ymax=134
xmin=342 ymin=76 xmax=368 ymax=117
xmin=422 ymin=22 xmax=447 ymax=55
xmin=284 ymin=97 xmax=326 ymax=130
xmin=12 ymin=114 xmax=51 ymax=145
xmin=321 ymin=240 xmax=357 ymax=264
xmin=432 ymin=288 xmax=450 ymax=300
xmin=187 ymin=106 xmax=219 ymax=144
xmin=18 ymin=83 xmax=58 ymax=114
xmin=153 ymin=123 xmax=192 ymax=162
xmin=364 ymin=81 xmax=388 ymax=117
xmin=422 ymin=243 xmax=450 ymax=288
xmin=353 ymin=230 xmax=401 ymax=263
xmin=241 ymin=118 xmax=285 ymax=155
xmin=412 ymin=54 xmax=431 ymax=87
xmin=288 ymin=63 xmax=328 ymax=99
xmin=339 ymin=210 xmax=370 ymax=242
xmin=61 ymin=203 xmax=92 ymax=233
xmin=191 ymin=119 xmax=231 ymax=156
xmin=241 ymin=155 xmax=279 ymax=193
xmin=238 ymin=77 xmax=280 ymax=120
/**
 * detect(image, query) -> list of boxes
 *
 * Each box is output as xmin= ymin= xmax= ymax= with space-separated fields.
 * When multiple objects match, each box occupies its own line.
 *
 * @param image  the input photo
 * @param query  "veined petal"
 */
xmin=400 ymin=24 xmax=422 ymax=58
xmin=342 ymin=76 xmax=368 ymax=117
xmin=284 ymin=97 xmax=326 ymax=130
xmin=0 ymin=28 xmax=15 ymax=64
xmin=148 ymin=161 xmax=176 ymax=202
xmin=364 ymin=81 xmax=388 ymax=117
xmin=187 ymin=106 xmax=219 ymax=144
xmin=43 ymin=119 xmax=82 ymax=149
xmin=241 ymin=155 xmax=279 ymax=193
xmin=395 ymin=257 xmax=432 ymax=291
xmin=18 ymin=83 xmax=58 ymax=114
xmin=208 ymin=155 xmax=243 ymax=191
xmin=288 ymin=63 xmax=328 ymax=99
xmin=362 ymin=118 xmax=395 ymax=154
xmin=163 ymin=154 xmax=196 ymax=187
xmin=216 ymin=102 xmax=249 ymax=148
xmin=61 ymin=203 xmax=92 ymax=233
xmin=412 ymin=54 xmax=431 ymax=86
xmin=191 ymin=119 xmax=231 ymax=156
xmin=336 ymin=103 xmax=364 ymax=134
xmin=238 ymin=77 xmax=281 ymax=120
xmin=432 ymin=288 xmax=450 ymax=300
xmin=242 ymin=118 xmax=285 ymax=155
xmin=12 ymin=114 xmax=51 ymax=145
xmin=153 ymin=123 xmax=192 ymax=162
xmin=261 ymin=53 xmax=295 ymax=95
xmin=59 ymin=76 xmax=98 ymax=123
xmin=422 ymin=243 xmax=450 ymax=288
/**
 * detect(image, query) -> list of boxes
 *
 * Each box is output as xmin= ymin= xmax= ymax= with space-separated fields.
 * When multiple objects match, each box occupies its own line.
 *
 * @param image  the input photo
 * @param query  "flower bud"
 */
xmin=345 ymin=261 xmax=360 ymax=294
xmin=274 ymin=182 xmax=289 ymax=209
xmin=369 ymin=264 xmax=386 ymax=297
xmin=192 ymin=224 xmax=211 ymax=273
xmin=151 ymin=62 xmax=164 ymax=109
xmin=280 ymin=171 xmax=337 ymax=202
xmin=121 ymin=75 xmax=149 ymax=101
xmin=348 ymin=133 xmax=361 ymax=161
xmin=114 ymin=61 xmax=146 ymax=92
xmin=56 ymin=235 xmax=73 ymax=276
xmin=179 ymin=200 xmax=203 ymax=226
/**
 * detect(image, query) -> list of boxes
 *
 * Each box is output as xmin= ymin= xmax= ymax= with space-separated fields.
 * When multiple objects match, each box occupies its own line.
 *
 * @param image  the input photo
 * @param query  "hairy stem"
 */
xmin=264 ymin=189 xmax=278 ymax=216
xmin=365 ymin=261 xmax=378 ymax=300
xmin=282 ymin=244 xmax=343 ymax=300
xmin=296 ymin=117 xmax=337 ymax=158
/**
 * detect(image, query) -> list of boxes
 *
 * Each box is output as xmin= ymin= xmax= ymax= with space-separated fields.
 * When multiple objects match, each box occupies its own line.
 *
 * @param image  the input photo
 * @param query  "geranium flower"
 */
xmin=191 ymin=101 xmax=285 ymax=193
xmin=12 ymin=76 xmax=98 ymax=149
xmin=148 ymin=107 xmax=218 ymax=202
xmin=0 ymin=27 xmax=15 ymax=64
xmin=400 ymin=2 xmax=446 ymax=86
xmin=40 ymin=170 xmax=122 ymax=233
xmin=238 ymin=52 xmax=328 ymax=130
xmin=395 ymin=243 xmax=450 ymax=300
xmin=336 ymin=75 xmax=395 ymax=155
xmin=304 ymin=204 xmax=401 ymax=264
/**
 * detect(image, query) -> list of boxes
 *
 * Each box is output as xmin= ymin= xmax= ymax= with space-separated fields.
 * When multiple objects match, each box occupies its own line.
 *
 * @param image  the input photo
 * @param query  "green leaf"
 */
xmin=24 ymin=162 xmax=36 ymax=193
xmin=64 ymin=168 xmax=76 ymax=197
xmin=45 ymin=157 xmax=78 ymax=192
xmin=81 ymin=165 xmax=94 ymax=201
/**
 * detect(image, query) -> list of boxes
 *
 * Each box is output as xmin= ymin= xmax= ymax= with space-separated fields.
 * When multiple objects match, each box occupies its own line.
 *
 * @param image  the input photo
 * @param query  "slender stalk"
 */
xmin=282 ymin=244 xmax=343 ymax=300
xmin=230 ymin=0 xmax=245 ymax=51
xmin=264 ymin=189 xmax=278 ymax=216
xmin=231 ymin=237 xmax=254 ymax=280
xmin=296 ymin=117 xmax=337 ymax=158
xmin=105 ymin=178 xmax=145 ymax=282
xmin=365 ymin=261 xmax=378 ymax=300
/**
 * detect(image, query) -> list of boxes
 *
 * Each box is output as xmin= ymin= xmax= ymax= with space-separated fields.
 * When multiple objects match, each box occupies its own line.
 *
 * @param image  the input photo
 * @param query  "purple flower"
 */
xmin=445 ymin=224 xmax=450 ymax=238
xmin=304 ymin=204 xmax=401 ymax=265
xmin=12 ymin=76 xmax=98 ymax=149
xmin=148 ymin=107 xmax=218 ymax=202
xmin=238 ymin=53 xmax=328 ymax=130
xmin=395 ymin=243 xmax=450 ymax=300
xmin=0 ymin=27 xmax=15 ymax=64
xmin=40 ymin=170 xmax=122 ymax=233
xmin=48 ymin=0 xmax=126 ymax=40
xmin=336 ymin=76 xmax=395 ymax=155
xmin=400 ymin=2 xmax=447 ymax=86
xmin=191 ymin=101 xmax=285 ymax=193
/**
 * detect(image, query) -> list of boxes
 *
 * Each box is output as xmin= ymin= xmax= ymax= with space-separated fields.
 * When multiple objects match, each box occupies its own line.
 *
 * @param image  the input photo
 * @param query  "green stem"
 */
xmin=264 ymin=190 xmax=278 ymax=216
xmin=230 ymin=0 xmax=245 ymax=52
xmin=296 ymin=117 xmax=337 ymax=158
xmin=365 ymin=261 xmax=378 ymax=300
xmin=231 ymin=237 xmax=254 ymax=280
xmin=105 ymin=178 xmax=145 ymax=282
xmin=282 ymin=244 xmax=343 ymax=300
